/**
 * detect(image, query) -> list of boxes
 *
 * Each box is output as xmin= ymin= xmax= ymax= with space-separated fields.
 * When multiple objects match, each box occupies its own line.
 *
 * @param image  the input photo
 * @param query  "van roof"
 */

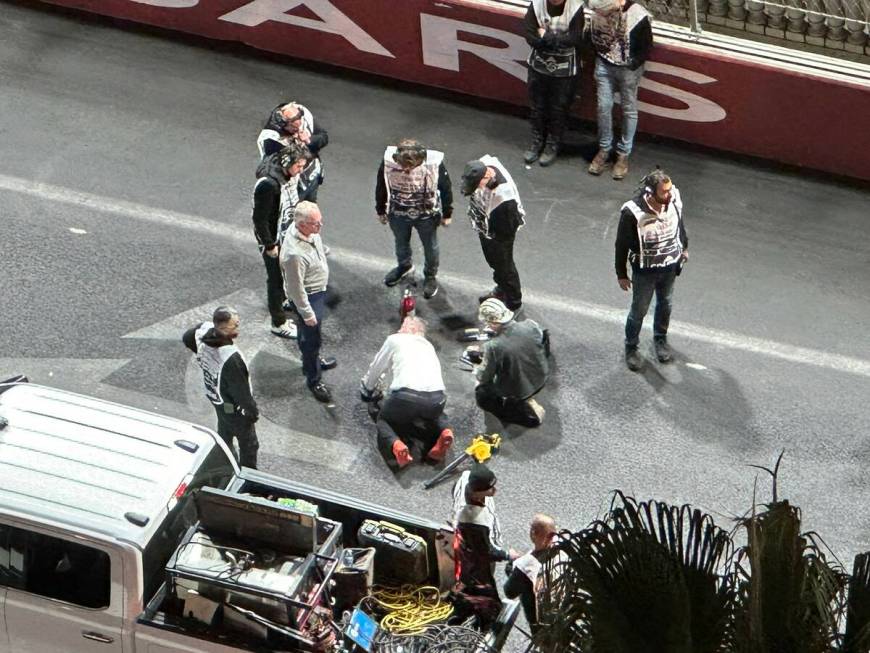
xmin=0 ymin=383 xmax=223 ymax=548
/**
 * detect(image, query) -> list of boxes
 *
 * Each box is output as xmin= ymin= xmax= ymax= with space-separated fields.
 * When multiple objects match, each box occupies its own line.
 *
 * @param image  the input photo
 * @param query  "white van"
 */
xmin=0 ymin=380 xmax=516 ymax=652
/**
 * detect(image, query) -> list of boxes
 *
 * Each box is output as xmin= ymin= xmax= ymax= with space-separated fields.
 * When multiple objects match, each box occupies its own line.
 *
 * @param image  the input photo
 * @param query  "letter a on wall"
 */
xmin=221 ymin=0 xmax=394 ymax=57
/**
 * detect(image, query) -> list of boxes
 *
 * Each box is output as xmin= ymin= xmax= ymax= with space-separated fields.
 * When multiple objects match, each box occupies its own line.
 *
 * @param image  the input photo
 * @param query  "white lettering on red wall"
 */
xmin=220 ymin=0 xmax=394 ymax=57
xmin=640 ymin=63 xmax=727 ymax=122
xmin=420 ymin=13 xmax=529 ymax=81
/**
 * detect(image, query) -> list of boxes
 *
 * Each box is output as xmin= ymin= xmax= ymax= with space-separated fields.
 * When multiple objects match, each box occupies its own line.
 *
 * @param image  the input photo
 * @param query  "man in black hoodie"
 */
xmin=252 ymin=142 xmax=311 ymax=340
xmin=257 ymin=101 xmax=328 ymax=202
xmin=182 ymin=306 xmax=259 ymax=468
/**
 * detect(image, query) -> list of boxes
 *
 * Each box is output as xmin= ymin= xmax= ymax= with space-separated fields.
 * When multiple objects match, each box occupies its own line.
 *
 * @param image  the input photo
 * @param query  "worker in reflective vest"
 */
xmin=182 ymin=306 xmax=259 ymax=468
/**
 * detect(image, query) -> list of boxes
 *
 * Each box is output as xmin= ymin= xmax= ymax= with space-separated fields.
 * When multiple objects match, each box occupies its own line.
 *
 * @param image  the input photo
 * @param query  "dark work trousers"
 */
xmin=296 ymin=290 xmax=327 ymax=386
xmin=389 ymin=215 xmax=440 ymax=278
xmin=527 ymin=69 xmax=579 ymax=147
xmin=624 ymin=267 xmax=677 ymax=349
xmin=479 ymin=234 xmax=522 ymax=309
xmin=214 ymin=405 xmax=259 ymax=468
xmin=261 ymin=251 xmax=287 ymax=328
xmin=475 ymin=385 xmax=540 ymax=428
xmin=376 ymin=388 xmax=448 ymax=460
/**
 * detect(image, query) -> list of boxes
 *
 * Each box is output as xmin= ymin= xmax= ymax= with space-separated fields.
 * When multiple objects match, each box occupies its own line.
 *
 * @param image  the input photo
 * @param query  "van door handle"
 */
xmin=82 ymin=631 xmax=115 ymax=643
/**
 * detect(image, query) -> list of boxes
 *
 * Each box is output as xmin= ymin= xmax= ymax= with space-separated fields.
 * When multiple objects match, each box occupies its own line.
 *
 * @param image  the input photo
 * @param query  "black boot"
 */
xmin=539 ymin=137 xmax=558 ymax=167
xmin=523 ymin=128 xmax=544 ymax=164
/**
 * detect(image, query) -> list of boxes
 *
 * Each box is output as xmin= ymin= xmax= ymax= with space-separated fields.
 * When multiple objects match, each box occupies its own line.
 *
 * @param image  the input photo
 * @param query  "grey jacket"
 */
xmin=477 ymin=320 xmax=549 ymax=399
xmin=280 ymin=223 xmax=329 ymax=322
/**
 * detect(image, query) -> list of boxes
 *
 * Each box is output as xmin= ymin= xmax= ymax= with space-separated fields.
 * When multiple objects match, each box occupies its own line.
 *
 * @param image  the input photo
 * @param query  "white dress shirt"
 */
xmin=362 ymin=333 xmax=445 ymax=393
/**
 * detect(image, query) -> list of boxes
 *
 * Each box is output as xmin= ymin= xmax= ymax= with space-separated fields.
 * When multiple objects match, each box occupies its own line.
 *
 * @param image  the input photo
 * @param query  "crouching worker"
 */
xmin=360 ymin=316 xmax=455 ymax=468
xmin=451 ymin=463 xmax=518 ymax=629
xmin=182 ymin=306 xmax=259 ymax=468
xmin=472 ymin=298 xmax=550 ymax=427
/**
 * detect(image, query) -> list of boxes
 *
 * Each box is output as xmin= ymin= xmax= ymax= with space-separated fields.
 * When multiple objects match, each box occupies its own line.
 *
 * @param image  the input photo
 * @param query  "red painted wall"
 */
xmin=38 ymin=0 xmax=870 ymax=180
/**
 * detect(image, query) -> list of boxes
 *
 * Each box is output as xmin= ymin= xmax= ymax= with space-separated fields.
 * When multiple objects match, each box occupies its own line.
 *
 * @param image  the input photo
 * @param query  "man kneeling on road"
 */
xmin=360 ymin=316 xmax=455 ymax=468
xmin=471 ymin=298 xmax=549 ymax=427
xmin=182 ymin=306 xmax=259 ymax=468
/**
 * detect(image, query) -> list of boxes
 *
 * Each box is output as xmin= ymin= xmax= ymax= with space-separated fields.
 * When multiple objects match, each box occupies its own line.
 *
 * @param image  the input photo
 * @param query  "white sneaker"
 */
xmin=270 ymin=322 xmax=297 ymax=339
xmin=525 ymin=398 xmax=545 ymax=424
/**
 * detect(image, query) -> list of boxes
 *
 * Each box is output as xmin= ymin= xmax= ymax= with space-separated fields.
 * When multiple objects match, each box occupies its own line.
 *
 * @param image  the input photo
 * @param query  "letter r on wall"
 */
xmin=420 ymin=14 xmax=528 ymax=81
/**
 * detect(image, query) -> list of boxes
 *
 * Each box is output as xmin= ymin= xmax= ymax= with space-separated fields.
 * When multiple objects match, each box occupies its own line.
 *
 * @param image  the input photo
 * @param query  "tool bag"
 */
xmin=357 ymin=520 xmax=429 ymax=585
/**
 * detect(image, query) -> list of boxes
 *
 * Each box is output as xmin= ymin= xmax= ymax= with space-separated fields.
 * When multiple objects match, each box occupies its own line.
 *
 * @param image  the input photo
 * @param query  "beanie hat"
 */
xmin=478 ymin=298 xmax=514 ymax=325
xmin=467 ymin=463 xmax=497 ymax=492
xmin=587 ymin=0 xmax=620 ymax=10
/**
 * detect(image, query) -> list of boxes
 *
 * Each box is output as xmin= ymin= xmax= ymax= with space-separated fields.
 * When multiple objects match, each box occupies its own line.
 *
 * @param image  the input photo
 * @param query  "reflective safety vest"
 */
xmin=382 ymin=147 xmax=444 ymax=220
xmin=193 ymin=322 xmax=246 ymax=406
xmin=468 ymin=155 xmax=526 ymax=239
xmin=622 ymin=186 xmax=684 ymax=269
xmin=528 ymin=0 xmax=583 ymax=77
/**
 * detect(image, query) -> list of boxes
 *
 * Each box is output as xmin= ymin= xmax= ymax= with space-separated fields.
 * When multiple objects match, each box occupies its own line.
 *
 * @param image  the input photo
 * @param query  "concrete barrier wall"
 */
xmin=38 ymin=0 xmax=870 ymax=180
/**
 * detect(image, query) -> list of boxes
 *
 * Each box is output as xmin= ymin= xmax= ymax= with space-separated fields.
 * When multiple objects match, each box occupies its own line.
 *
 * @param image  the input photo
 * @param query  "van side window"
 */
xmin=5 ymin=527 xmax=110 ymax=609
xmin=0 ymin=523 xmax=23 ymax=589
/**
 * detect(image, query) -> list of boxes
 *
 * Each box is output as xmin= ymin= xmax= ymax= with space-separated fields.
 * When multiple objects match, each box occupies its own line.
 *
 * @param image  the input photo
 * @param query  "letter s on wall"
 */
xmin=638 ymin=62 xmax=727 ymax=123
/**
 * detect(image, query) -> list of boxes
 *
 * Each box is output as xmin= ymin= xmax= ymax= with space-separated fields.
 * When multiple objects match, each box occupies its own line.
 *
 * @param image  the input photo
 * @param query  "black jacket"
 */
xmin=487 ymin=199 xmax=524 ymax=241
xmin=374 ymin=161 xmax=454 ymax=219
xmin=523 ymin=2 xmax=584 ymax=55
xmin=251 ymin=153 xmax=288 ymax=249
xmin=504 ymin=549 xmax=547 ymax=633
xmin=182 ymin=325 xmax=259 ymax=421
xmin=614 ymin=197 xmax=688 ymax=279
xmin=589 ymin=0 xmax=653 ymax=70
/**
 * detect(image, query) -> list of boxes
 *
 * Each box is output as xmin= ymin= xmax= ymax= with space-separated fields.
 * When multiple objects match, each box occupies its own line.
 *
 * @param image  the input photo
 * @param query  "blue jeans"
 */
xmin=296 ymin=290 xmax=327 ymax=386
xmin=594 ymin=58 xmax=644 ymax=156
xmin=624 ymin=268 xmax=676 ymax=349
xmin=389 ymin=215 xmax=439 ymax=278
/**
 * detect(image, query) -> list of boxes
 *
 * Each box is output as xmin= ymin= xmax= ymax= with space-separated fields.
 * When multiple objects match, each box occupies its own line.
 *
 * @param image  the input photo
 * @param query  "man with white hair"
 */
xmin=280 ymin=201 xmax=337 ymax=403
xmin=473 ymin=298 xmax=549 ymax=426
xmin=360 ymin=316 xmax=455 ymax=468
xmin=586 ymin=0 xmax=653 ymax=180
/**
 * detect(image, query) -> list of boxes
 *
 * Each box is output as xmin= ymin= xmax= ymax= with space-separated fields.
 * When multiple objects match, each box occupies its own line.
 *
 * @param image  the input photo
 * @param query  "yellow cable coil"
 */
xmin=370 ymin=585 xmax=454 ymax=634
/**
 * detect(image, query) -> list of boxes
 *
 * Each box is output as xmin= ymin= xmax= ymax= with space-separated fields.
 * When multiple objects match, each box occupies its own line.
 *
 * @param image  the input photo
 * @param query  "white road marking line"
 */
xmin=2 ymin=172 xmax=869 ymax=379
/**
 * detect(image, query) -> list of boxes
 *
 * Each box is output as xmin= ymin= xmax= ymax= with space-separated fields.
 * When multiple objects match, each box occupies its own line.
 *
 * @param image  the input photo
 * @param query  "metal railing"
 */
xmin=488 ymin=0 xmax=870 ymax=58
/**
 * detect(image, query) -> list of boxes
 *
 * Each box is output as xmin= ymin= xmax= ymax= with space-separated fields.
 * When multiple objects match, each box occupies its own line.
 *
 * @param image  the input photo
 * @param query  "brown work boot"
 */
xmin=392 ymin=440 xmax=413 ymax=468
xmin=612 ymin=153 xmax=630 ymax=180
xmin=426 ymin=428 xmax=455 ymax=463
xmin=587 ymin=148 xmax=610 ymax=175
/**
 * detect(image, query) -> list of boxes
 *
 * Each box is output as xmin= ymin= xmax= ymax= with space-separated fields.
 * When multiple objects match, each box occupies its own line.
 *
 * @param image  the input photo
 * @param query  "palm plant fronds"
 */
xmin=843 ymin=552 xmax=870 ymax=653
xmin=530 ymin=492 xmax=735 ymax=653
xmin=731 ymin=476 xmax=847 ymax=653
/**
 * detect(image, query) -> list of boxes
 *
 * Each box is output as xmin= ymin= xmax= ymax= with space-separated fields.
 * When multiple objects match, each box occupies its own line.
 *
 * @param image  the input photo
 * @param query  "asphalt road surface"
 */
xmin=2 ymin=0 xmax=869 ymax=637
